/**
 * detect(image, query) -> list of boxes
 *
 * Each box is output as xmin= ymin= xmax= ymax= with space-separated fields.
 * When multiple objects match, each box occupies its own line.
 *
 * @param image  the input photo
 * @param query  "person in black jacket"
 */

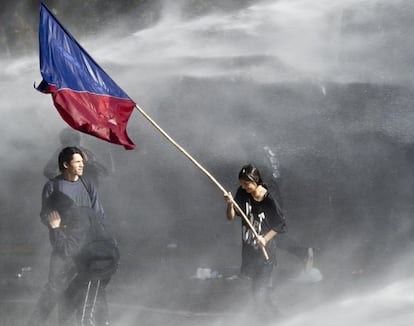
xmin=28 ymin=190 xmax=89 ymax=326
xmin=34 ymin=146 xmax=108 ymax=325
xmin=28 ymin=191 xmax=118 ymax=326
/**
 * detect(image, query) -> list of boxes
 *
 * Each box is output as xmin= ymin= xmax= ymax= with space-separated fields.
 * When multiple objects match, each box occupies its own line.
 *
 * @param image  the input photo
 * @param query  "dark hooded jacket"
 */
xmin=46 ymin=191 xmax=119 ymax=280
xmin=46 ymin=191 xmax=91 ymax=258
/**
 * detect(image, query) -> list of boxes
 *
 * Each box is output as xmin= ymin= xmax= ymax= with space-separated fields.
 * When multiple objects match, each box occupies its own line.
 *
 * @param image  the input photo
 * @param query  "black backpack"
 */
xmin=76 ymin=209 xmax=120 ymax=280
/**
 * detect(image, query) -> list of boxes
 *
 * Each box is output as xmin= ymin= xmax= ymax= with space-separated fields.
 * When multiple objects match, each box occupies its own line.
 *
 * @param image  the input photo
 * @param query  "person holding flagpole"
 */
xmin=224 ymin=163 xmax=286 ymax=320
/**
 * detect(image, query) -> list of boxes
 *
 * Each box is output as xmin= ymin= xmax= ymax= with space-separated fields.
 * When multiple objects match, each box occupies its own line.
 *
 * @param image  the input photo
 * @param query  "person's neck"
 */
xmin=251 ymin=185 xmax=267 ymax=202
xmin=63 ymin=173 xmax=79 ymax=182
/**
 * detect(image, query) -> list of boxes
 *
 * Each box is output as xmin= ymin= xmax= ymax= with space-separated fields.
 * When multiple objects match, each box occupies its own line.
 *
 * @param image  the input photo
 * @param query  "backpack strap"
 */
xmin=52 ymin=178 xmax=60 ymax=194
xmin=79 ymin=176 xmax=93 ymax=202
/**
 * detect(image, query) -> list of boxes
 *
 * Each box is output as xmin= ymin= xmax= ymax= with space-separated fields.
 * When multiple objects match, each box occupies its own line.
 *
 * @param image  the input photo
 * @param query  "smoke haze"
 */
xmin=1 ymin=0 xmax=414 ymax=325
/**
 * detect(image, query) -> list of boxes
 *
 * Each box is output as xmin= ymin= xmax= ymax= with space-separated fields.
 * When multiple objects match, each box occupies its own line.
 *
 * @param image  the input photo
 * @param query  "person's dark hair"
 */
xmin=58 ymin=146 xmax=84 ymax=172
xmin=238 ymin=164 xmax=264 ymax=185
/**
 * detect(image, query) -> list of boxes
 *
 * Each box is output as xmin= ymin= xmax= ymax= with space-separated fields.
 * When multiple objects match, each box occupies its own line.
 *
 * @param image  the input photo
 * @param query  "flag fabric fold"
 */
xmin=37 ymin=3 xmax=136 ymax=150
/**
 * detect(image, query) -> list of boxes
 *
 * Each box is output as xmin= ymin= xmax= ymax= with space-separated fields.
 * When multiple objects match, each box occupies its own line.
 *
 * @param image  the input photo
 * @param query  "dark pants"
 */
xmin=252 ymin=257 xmax=274 ymax=303
xmin=27 ymin=251 xmax=77 ymax=326
xmin=28 ymin=251 xmax=110 ymax=326
xmin=251 ymin=257 xmax=283 ymax=320
xmin=241 ymin=243 xmax=282 ymax=320
xmin=60 ymin=276 xmax=110 ymax=326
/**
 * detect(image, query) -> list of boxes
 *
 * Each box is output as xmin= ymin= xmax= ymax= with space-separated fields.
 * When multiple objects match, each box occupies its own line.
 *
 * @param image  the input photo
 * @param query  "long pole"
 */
xmin=135 ymin=105 xmax=269 ymax=260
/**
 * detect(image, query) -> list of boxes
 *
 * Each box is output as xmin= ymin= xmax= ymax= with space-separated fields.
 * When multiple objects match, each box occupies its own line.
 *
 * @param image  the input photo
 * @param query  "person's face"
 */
xmin=239 ymin=179 xmax=258 ymax=193
xmin=63 ymin=153 xmax=84 ymax=178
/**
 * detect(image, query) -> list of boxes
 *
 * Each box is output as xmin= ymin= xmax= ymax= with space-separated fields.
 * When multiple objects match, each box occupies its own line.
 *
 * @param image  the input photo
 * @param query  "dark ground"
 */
xmin=0 ymin=233 xmax=406 ymax=326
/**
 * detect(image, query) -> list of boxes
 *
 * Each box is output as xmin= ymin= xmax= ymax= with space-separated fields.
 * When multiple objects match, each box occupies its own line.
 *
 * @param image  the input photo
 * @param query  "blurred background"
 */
xmin=1 ymin=0 xmax=414 ymax=325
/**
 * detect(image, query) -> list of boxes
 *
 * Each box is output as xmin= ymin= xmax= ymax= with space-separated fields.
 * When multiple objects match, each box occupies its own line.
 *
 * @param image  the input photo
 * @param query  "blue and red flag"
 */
xmin=37 ymin=3 xmax=136 ymax=150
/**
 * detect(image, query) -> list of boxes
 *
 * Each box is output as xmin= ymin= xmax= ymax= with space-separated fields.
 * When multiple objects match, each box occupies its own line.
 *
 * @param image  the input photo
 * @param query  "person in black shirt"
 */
xmin=224 ymin=164 xmax=286 ymax=319
xmin=27 ymin=190 xmax=90 ymax=326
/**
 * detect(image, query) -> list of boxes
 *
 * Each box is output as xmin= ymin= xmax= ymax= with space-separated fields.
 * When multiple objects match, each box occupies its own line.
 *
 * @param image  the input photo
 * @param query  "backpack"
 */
xmin=76 ymin=209 xmax=120 ymax=280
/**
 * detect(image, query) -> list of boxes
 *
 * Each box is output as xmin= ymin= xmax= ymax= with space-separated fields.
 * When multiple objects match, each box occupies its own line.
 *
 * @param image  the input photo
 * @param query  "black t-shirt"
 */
xmin=234 ymin=186 xmax=286 ymax=270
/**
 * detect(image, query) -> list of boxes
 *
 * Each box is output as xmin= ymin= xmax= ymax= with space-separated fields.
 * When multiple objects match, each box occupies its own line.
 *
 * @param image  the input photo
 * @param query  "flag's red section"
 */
xmin=51 ymin=89 xmax=136 ymax=150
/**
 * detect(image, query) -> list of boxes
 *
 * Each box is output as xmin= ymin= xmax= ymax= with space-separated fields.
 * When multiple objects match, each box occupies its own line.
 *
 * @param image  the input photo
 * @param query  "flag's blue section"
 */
xmin=37 ymin=2 xmax=136 ymax=150
xmin=39 ymin=3 xmax=130 ymax=99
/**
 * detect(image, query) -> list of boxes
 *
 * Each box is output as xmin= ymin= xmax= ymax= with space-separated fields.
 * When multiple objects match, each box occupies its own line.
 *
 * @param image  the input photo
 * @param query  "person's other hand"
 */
xmin=48 ymin=210 xmax=61 ymax=229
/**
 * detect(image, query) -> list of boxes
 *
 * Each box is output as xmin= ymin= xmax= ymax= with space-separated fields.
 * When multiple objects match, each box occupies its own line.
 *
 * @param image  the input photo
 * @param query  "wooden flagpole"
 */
xmin=135 ymin=105 xmax=269 ymax=260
